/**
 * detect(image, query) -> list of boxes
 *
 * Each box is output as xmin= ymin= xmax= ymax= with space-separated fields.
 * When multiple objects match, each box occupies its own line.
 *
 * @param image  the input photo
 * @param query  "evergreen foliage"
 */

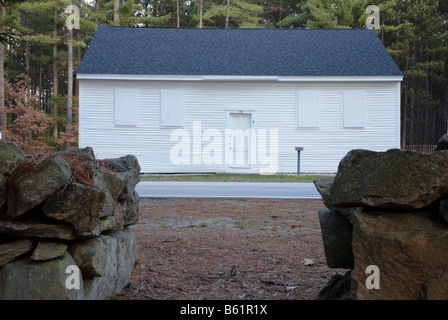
xmin=0 ymin=0 xmax=446 ymax=148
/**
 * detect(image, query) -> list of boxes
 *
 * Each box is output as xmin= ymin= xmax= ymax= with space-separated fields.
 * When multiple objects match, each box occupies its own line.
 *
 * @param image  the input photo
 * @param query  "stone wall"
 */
xmin=0 ymin=141 xmax=140 ymax=300
xmin=314 ymin=134 xmax=448 ymax=300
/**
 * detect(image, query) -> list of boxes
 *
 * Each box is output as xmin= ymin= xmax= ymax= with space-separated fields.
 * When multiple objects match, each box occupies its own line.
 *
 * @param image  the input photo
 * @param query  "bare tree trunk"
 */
xmin=39 ymin=56 xmax=43 ymax=108
xmin=445 ymin=69 xmax=448 ymax=134
xmin=113 ymin=0 xmax=120 ymax=25
xmin=225 ymin=0 xmax=231 ymax=28
xmin=176 ymin=0 xmax=180 ymax=28
xmin=66 ymin=26 xmax=73 ymax=150
xmin=53 ymin=8 xmax=59 ymax=139
xmin=75 ymin=30 xmax=81 ymax=96
xmin=95 ymin=0 xmax=100 ymax=25
xmin=401 ymin=91 xmax=407 ymax=149
xmin=401 ymin=56 xmax=409 ymax=148
xmin=396 ymin=1 xmax=401 ymax=42
xmin=25 ymin=41 xmax=30 ymax=76
xmin=198 ymin=0 xmax=203 ymax=28
xmin=410 ymin=91 xmax=415 ymax=144
xmin=0 ymin=7 xmax=6 ymax=133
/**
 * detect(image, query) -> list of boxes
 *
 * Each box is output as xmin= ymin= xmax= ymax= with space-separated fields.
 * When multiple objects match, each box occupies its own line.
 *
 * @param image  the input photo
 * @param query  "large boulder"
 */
xmin=30 ymin=240 xmax=68 ymax=261
xmin=68 ymin=237 xmax=108 ymax=277
xmin=0 ymin=145 xmax=140 ymax=300
xmin=0 ymin=141 xmax=24 ymax=208
xmin=122 ymin=190 xmax=139 ymax=226
xmin=93 ymin=171 xmax=127 ymax=218
xmin=83 ymin=228 xmax=137 ymax=300
xmin=0 ymin=251 xmax=84 ymax=300
xmin=314 ymin=177 xmax=357 ymax=224
xmin=313 ymin=177 xmax=335 ymax=209
xmin=57 ymin=147 xmax=98 ymax=177
xmin=0 ymin=239 xmax=35 ymax=267
xmin=0 ymin=228 xmax=137 ymax=300
xmin=41 ymin=183 xmax=106 ymax=233
xmin=106 ymin=155 xmax=140 ymax=226
xmin=107 ymin=155 xmax=140 ymax=201
xmin=351 ymin=210 xmax=448 ymax=300
xmin=7 ymin=155 xmax=72 ymax=219
xmin=330 ymin=149 xmax=448 ymax=210
xmin=314 ymin=270 xmax=354 ymax=300
xmin=0 ymin=211 xmax=77 ymax=240
xmin=318 ymin=207 xmax=354 ymax=269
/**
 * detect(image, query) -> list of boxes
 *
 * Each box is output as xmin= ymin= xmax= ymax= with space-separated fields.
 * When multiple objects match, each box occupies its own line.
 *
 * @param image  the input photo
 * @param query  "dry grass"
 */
xmin=6 ymin=147 xmax=113 ymax=191
xmin=112 ymin=198 xmax=347 ymax=300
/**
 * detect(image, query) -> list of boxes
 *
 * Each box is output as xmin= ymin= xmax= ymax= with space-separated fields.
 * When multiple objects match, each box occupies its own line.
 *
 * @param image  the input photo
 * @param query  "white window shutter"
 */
xmin=297 ymin=91 xmax=319 ymax=128
xmin=161 ymin=89 xmax=185 ymax=128
xmin=114 ymin=88 xmax=138 ymax=126
xmin=343 ymin=90 xmax=365 ymax=128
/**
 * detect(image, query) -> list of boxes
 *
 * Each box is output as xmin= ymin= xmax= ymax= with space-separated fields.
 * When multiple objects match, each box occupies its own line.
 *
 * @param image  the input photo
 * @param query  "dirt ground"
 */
xmin=111 ymin=198 xmax=348 ymax=300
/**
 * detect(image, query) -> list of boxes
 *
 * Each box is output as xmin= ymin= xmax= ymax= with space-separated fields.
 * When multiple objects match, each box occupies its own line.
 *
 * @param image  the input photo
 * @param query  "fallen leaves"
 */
xmin=112 ymin=198 xmax=348 ymax=300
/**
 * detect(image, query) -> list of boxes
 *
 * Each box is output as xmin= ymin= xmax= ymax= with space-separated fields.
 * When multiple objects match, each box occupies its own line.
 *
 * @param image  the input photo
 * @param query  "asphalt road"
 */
xmin=135 ymin=181 xmax=322 ymax=200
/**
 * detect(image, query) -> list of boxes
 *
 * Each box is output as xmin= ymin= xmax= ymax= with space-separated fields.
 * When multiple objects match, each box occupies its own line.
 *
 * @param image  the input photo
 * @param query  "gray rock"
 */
xmin=121 ymin=190 xmax=139 ymax=226
xmin=105 ymin=155 xmax=140 ymax=226
xmin=313 ymin=177 xmax=335 ymax=206
xmin=93 ymin=170 xmax=127 ymax=203
xmin=31 ymin=240 xmax=68 ymax=261
xmin=93 ymin=171 xmax=128 ymax=218
xmin=7 ymin=155 xmax=71 ymax=219
xmin=313 ymin=177 xmax=357 ymax=224
xmin=314 ymin=270 xmax=354 ymax=300
xmin=318 ymin=207 xmax=354 ymax=269
xmin=314 ymin=273 xmax=342 ymax=300
xmin=0 ymin=213 xmax=77 ymax=240
xmin=68 ymin=238 xmax=108 ymax=277
xmin=83 ymin=228 xmax=137 ymax=300
xmin=0 ymin=251 xmax=84 ymax=300
xmin=73 ymin=214 xmax=121 ymax=239
xmin=107 ymin=155 xmax=140 ymax=202
xmin=57 ymin=147 xmax=98 ymax=175
xmin=101 ymin=205 xmax=124 ymax=233
xmin=74 ymin=219 xmax=104 ymax=239
xmin=330 ymin=148 xmax=448 ymax=210
xmin=0 ymin=239 xmax=35 ymax=267
xmin=0 ymin=141 xmax=24 ymax=208
xmin=42 ymin=183 xmax=106 ymax=233
xmin=351 ymin=210 xmax=448 ymax=300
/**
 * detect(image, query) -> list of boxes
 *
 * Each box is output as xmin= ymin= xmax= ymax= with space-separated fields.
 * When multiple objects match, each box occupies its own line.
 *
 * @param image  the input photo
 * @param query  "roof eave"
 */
xmin=76 ymin=74 xmax=404 ymax=82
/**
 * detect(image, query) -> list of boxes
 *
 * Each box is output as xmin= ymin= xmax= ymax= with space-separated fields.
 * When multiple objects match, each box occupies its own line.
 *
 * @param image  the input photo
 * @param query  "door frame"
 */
xmin=225 ymin=109 xmax=256 ymax=173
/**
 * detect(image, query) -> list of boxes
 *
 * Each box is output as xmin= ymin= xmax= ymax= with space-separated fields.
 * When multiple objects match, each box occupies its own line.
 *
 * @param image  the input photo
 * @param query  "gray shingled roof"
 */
xmin=77 ymin=26 xmax=403 ymax=77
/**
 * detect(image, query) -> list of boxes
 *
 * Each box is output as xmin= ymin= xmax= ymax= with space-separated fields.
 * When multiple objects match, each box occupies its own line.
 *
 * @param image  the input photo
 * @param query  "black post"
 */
xmin=295 ymin=147 xmax=303 ymax=176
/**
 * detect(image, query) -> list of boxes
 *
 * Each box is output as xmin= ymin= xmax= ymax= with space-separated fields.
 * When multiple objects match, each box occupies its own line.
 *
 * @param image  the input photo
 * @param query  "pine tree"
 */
xmin=379 ymin=0 xmax=448 ymax=145
xmin=203 ymin=0 xmax=263 ymax=28
xmin=0 ymin=1 xmax=27 ymax=132
xmin=280 ymin=0 xmax=448 ymax=146
xmin=17 ymin=0 xmax=69 ymax=140
xmin=134 ymin=0 xmax=172 ymax=27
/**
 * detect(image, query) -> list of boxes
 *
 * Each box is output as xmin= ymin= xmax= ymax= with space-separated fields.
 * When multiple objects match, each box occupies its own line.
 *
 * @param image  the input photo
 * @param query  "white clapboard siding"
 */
xmin=79 ymin=79 xmax=400 ymax=174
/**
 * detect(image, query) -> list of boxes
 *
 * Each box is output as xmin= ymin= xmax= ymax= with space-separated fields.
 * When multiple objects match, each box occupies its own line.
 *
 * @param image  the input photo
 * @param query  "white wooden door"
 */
xmin=227 ymin=113 xmax=252 ymax=169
